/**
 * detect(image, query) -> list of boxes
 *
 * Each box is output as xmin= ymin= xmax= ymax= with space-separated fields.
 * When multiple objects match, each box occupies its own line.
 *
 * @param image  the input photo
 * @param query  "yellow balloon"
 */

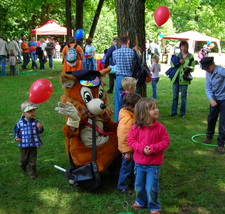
xmin=209 ymin=43 xmax=215 ymax=49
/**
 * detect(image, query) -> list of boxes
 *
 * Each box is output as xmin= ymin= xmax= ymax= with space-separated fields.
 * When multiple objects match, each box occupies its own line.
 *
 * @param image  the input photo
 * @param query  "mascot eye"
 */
xmin=99 ymin=89 xmax=104 ymax=100
xmin=83 ymin=91 xmax=93 ymax=103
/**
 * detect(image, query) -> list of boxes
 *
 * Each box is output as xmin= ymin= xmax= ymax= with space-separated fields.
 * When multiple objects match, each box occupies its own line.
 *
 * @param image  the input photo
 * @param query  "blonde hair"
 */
xmin=21 ymin=100 xmax=33 ymax=112
xmin=40 ymin=38 xmax=45 ymax=43
xmin=122 ymin=77 xmax=137 ymax=92
xmin=134 ymin=98 xmax=157 ymax=128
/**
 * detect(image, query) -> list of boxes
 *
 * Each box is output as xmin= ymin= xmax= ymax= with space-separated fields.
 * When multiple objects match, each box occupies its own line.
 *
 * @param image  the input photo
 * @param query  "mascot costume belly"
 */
xmin=55 ymin=69 xmax=120 ymax=173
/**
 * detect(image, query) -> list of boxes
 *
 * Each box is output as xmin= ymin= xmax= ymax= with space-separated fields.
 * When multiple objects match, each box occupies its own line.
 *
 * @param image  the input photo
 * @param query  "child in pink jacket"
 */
xmin=128 ymin=98 xmax=170 ymax=214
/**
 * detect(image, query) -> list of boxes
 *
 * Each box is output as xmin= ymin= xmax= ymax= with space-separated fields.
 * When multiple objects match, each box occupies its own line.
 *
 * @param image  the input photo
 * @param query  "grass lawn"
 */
xmin=0 ymin=60 xmax=224 ymax=214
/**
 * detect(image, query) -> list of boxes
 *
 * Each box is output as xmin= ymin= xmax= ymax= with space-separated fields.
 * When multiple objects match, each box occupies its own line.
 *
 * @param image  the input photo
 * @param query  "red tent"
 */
xmin=30 ymin=19 xmax=68 ymax=36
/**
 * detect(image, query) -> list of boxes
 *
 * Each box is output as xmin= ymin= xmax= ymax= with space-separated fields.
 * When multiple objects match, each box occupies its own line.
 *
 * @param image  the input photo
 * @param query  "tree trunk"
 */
xmin=88 ymin=0 xmax=105 ymax=39
xmin=75 ymin=0 xmax=85 ymax=46
xmin=116 ymin=0 xmax=147 ymax=97
xmin=66 ymin=0 xmax=72 ymax=42
xmin=40 ymin=3 xmax=51 ymax=25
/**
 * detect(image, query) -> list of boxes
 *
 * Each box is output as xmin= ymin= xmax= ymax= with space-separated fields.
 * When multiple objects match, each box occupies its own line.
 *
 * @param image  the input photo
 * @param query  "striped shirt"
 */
xmin=112 ymin=46 xmax=135 ymax=76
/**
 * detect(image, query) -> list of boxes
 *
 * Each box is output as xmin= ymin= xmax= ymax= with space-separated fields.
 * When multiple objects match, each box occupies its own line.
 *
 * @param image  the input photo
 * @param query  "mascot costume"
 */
xmin=55 ymin=69 xmax=120 ymax=174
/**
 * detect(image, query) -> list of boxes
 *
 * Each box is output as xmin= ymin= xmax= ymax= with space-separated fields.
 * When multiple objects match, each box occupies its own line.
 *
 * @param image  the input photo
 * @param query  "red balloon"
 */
xmin=154 ymin=6 xmax=170 ymax=27
xmin=29 ymin=79 xmax=53 ymax=104
xmin=146 ymin=74 xmax=152 ymax=83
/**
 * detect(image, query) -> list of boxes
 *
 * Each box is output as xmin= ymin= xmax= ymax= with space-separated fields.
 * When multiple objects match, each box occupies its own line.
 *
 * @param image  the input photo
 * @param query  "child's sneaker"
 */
xmin=131 ymin=203 xmax=143 ymax=210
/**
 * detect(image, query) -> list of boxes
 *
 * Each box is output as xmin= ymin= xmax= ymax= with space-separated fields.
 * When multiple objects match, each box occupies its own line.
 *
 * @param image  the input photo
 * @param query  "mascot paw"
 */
xmin=55 ymin=102 xmax=80 ymax=128
xmin=55 ymin=102 xmax=80 ymax=120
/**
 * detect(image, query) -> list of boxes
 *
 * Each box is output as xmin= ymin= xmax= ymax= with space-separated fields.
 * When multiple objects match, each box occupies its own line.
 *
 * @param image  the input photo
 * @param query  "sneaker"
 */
xmin=131 ymin=203 xmax=143 ymax=210
xmin=169 ymin=113 xmax=177 ymax=117
xmin=203 ymin=135 xmax=213 ymax=144
xmin=29 ymin=175 xmax=36 ymax=179
xmin=180 ymin=115 xmax=185 ymax=118
xmin=218 ymin=146 xmax=225 ymax=154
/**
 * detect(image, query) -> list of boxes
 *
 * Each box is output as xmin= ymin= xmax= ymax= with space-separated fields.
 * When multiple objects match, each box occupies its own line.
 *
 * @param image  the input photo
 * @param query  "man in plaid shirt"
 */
xmin=112 ymin=35 xmax=135 ymax=122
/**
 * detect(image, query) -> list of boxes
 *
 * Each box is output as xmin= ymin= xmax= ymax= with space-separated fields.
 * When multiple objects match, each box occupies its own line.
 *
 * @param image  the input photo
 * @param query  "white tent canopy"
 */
xmin=162 ymin=30 xmax=221 ymax=55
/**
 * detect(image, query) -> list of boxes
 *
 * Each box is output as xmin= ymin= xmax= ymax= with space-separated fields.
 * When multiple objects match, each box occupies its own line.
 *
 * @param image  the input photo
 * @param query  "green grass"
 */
xmin=0 ymin=61 xmax=225 ymax=214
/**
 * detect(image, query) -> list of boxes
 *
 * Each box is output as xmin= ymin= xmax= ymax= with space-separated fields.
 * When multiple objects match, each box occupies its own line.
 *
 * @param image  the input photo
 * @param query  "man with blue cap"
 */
xmin=200 ymin=57 xmax=225 ymax=154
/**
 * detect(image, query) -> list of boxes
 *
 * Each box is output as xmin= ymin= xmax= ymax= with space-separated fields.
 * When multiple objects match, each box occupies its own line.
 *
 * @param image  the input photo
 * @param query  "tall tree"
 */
xmin=66 ymin=0 xmax=72 ymax=41
xmin=88 ymin=0 xmax=105 ymax=39
xmin=116 ymin=0 xmax=147 ymax=96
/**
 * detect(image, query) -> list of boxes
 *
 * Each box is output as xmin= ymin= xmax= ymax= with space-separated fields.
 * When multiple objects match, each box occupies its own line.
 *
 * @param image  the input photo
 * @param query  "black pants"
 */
xmin=19 ymin=147 xmax=37 ymax=176
xmin=108 ymin=73 xmax=116 ymax=92
xmin=206 ymin=100 xmax=225 ymax=146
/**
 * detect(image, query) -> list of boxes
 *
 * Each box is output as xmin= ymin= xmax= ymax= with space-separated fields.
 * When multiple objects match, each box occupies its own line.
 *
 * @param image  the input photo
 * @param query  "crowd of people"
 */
xmin=10 ymin=33 xmax=225 ymax=214
xmin=0 ymin=35 xmax=62 ymax=75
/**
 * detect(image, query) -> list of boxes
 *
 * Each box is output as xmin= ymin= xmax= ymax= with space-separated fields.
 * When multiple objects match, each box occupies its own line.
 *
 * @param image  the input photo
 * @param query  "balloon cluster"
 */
xmin=29 ymin=79 xmax=53 ymax=104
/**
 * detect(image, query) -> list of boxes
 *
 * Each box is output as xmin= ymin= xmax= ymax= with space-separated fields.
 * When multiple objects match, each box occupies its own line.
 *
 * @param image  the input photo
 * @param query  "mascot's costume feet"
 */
xmin=55 ymin=69 xmax=120 ymax=172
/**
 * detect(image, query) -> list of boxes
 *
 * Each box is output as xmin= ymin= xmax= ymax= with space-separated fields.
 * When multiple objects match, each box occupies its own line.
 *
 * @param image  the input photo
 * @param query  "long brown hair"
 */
xmin=134 ymin=98 xmax=157 ymax=128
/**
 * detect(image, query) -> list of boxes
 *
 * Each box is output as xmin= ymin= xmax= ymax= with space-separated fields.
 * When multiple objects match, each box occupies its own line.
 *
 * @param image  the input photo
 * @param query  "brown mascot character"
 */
xmin=55 ymin=70 xmax=120 ymax=172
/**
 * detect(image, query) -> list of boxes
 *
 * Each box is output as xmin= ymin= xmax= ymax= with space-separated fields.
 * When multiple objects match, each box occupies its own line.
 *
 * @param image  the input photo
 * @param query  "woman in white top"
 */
xmin=38 ymin=38 xmax=47 ymax=70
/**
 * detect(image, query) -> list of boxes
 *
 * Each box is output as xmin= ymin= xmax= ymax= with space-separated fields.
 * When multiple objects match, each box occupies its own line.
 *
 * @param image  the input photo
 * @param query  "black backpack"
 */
xmin=36 ymin=46 xmax=43 ymax=56
xmin=132 ymin=51 xmax=151 ymax=87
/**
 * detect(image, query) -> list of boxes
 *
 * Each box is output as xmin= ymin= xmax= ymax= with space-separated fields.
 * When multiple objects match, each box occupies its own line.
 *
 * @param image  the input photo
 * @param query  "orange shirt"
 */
xmin=21 ymin=41 xmax=30 ymax=53
xmin=62 ymin=43 xmax=83 ymax=72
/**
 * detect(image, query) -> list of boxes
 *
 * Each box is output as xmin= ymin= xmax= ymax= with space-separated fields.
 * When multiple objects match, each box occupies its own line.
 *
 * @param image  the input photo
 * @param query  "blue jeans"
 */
xmin=18 ymin=52 xmax=22 ymax=62
xmin=114 ymin=75 xmax=125 ymax=122
xmin=152 ymin=77 xmax=159 ymax=99
xmin=48 ymin=54 xmax=54 ymax=69
xmin=171 ymin=76 xmax=188 ymax=116
xmin=0 ymin=55 xmax=6 ymax=76
xmin=22 ymin=53 xmax=30 ymax=69
xmin=207 ymin=100 xmax=225 ymax=146
xmin=82 ymin=58 xmax=96 ymax=70
xmin=30 ymin=53 xmax=38 ymax=68
xmin=118 ymin=154 xmax=135 ymax=190
xmin=134 ymin=163 xmax=161 ymax=212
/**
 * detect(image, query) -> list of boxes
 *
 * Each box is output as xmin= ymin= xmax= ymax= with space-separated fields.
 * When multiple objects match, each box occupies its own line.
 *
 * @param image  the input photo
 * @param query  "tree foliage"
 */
xmin=1 ymin=0 xmax=225 ymax=51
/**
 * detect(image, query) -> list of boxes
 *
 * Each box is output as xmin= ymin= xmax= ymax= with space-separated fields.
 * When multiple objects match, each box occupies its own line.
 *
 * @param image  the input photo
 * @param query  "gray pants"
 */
xmin=19 ymin=147 xmax=37 ymax=176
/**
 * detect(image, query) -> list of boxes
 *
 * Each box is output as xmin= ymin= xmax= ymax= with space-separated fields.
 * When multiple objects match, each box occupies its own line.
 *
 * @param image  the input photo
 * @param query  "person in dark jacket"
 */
xmin=104 ymin=37 xmax=119 ymax=93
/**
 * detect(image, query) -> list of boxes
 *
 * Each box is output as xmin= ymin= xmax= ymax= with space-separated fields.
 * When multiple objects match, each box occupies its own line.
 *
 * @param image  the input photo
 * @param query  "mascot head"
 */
xmin=60 ymin=70 xmax=111 ymax=118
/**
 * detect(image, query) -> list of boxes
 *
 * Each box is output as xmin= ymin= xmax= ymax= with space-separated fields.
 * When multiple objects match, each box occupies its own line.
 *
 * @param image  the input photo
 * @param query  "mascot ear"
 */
xmin=60 ymin=73 xmax=79 ymax=89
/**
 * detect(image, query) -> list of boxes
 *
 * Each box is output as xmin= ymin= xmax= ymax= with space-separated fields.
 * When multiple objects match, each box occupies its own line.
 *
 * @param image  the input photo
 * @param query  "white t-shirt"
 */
xmin=151 ymin=62 xmax=161 ymax=78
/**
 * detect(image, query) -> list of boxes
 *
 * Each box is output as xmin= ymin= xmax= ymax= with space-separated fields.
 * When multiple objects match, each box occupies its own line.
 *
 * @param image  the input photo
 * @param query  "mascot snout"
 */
xmin=87 ymin=99 xmax=106 ymax=115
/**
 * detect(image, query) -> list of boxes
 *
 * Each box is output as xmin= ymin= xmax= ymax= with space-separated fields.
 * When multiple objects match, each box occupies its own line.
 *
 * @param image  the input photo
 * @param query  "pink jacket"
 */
xmin=128 ymin=120 xmax=170 ymax=165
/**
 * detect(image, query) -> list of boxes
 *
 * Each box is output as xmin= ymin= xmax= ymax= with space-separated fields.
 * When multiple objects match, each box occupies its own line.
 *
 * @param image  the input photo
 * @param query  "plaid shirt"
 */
xmin=14 ymin=116 xmax=44 ymax=148
xmin=112 ymin=46 xmax=135 ymax=76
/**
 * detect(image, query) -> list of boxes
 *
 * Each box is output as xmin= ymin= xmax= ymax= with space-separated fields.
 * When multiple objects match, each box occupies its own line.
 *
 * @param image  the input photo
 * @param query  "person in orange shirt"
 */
xmin=61 ymin=37 xmax=83 ymax=72
xmin=21 ymin=36 xmax=30 ymax=69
